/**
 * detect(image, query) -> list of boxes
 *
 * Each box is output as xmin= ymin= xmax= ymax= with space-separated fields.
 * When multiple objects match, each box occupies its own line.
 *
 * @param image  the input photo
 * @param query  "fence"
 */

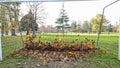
xmin=1 ymin=32 xmax=119 ymax=58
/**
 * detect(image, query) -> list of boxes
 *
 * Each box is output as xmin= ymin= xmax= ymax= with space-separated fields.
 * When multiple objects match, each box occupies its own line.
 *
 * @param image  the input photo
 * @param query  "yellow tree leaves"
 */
xmin=5 ymin=27 xmax=10 ymax=32
xmin=92 ymin=24 xmax=99 ymax=31
xmin=10 ymin=20 xmax=19 ymax=30
xmin=90 ymin=14 xmax=109 ymax=32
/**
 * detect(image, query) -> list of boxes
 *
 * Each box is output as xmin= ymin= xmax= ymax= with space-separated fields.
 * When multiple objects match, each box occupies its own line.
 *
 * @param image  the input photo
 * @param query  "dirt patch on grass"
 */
xmin=16 ymin=59 xmax=78 ymax=68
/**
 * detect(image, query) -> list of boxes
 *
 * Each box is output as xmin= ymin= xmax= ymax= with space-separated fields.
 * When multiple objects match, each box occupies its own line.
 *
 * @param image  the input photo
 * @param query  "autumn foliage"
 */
xmin=8 ymin=35 xmax=98 ymax=62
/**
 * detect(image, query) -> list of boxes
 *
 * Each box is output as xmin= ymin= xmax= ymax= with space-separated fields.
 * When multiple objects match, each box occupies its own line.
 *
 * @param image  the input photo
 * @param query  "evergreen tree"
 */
xmin=55 ymin=2 xmax=69 ymax=33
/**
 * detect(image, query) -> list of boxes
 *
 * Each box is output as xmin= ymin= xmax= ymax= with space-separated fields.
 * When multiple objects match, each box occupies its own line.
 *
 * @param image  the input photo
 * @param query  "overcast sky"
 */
xmin=20 ymin=0 xmax=120 ymax=26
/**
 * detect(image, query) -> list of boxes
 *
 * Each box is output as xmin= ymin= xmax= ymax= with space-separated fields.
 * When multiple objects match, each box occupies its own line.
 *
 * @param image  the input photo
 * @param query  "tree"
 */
xmin=20 ymin=11 xmax=38 ymax=35
xmin=82 ymin=21 xmax=92 ymax=33
xmin=106 ymin=24 xmax=113 ymax=33
xmin=76 ymin=21 xmax=82 ymax=33
xmin=40 ymin=25 xmax=46 ymax=33
xmin=0 ymin=2 xmax=21 ymax=36
xmin=117 ymin=24 xmax=120 ymax=32
xmin=76 ymin=23 xmax=81 ymax=33
xmin=6 ymin=2 xmax=21 ymax=36
xmin=88 ymin=22 xmax=92 ymax=33
xmin=46 ymin=25 xmax=55 ymax=33
xmin=82 ymin=21 xmax=89 ymax=33
xmin=70 ymin=21 xmax=77 ymax=32
xmin=90 ymin=14 xmax=108 ymax=33
xmin=55 ymin=3 xmax=69 ymax=33
xmin=26 ymin=2 xmax=46 ymax=35
xmin=0 ymin=6 xmax=4 ymax=36
xmin=0 ymin=5 xmax=8 ymax=36
xmin=10 ymin=19 xmax=19 ymax=35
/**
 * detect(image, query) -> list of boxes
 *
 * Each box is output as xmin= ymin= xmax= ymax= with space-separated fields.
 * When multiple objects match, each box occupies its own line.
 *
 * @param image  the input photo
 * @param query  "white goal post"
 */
xmin=0 ymin=36 xmax=2 ymax=60
xmin=0 ymin=23 xmax=2 ymax=60
xmin=118 ymin=20 xmax=120 ymax=60
xmin=0 ymin=0 xmax=92 ymax=2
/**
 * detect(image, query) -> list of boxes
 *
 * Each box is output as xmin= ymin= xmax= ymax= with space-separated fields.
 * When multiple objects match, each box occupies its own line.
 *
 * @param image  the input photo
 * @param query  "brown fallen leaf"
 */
xmin=43 ymin=59 xmax=47 ymax=65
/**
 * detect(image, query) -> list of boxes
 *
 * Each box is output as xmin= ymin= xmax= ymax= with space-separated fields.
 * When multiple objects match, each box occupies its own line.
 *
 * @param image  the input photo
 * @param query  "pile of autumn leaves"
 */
xmin=9 ymin=34 xmax=98 ymax=62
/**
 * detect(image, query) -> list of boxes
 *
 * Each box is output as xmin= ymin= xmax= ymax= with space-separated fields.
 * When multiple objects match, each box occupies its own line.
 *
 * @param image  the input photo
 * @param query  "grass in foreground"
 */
xmin=0 ymin=33 xmax=120 ymax=68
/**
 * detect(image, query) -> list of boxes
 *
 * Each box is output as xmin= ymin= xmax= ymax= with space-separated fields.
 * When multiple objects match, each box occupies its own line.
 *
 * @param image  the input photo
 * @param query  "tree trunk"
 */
xmin=33 ymin=13 xmax=36 ymax=35
xmin=33 ymin=29 xmax=35 ymax=35
xmin=26 ymin=29 xmax=29 ymax=35
xmin=62 ymin=25 xmax=64 ymax=34
xmin=1 ymin=27 xmax=4 ymax=36
xmin=11 ymin=29 xmax=16 ymax=36
xmin=32 ymin=22 xmax=36 ymax=35
xmin=5 ymin=31 xmax=8 ymax=35
xmin=1 ymin=25 xmax=4 ymax=36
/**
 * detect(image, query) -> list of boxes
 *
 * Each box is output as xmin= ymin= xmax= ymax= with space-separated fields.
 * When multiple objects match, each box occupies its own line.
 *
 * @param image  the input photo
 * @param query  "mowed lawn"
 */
xmin=0 ymin=33 xmax=120 ymax=68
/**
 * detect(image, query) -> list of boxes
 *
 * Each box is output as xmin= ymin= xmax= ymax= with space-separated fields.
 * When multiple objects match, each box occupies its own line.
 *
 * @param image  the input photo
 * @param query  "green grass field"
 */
xmin=0 ymin=33 xmax=120 ymax=68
